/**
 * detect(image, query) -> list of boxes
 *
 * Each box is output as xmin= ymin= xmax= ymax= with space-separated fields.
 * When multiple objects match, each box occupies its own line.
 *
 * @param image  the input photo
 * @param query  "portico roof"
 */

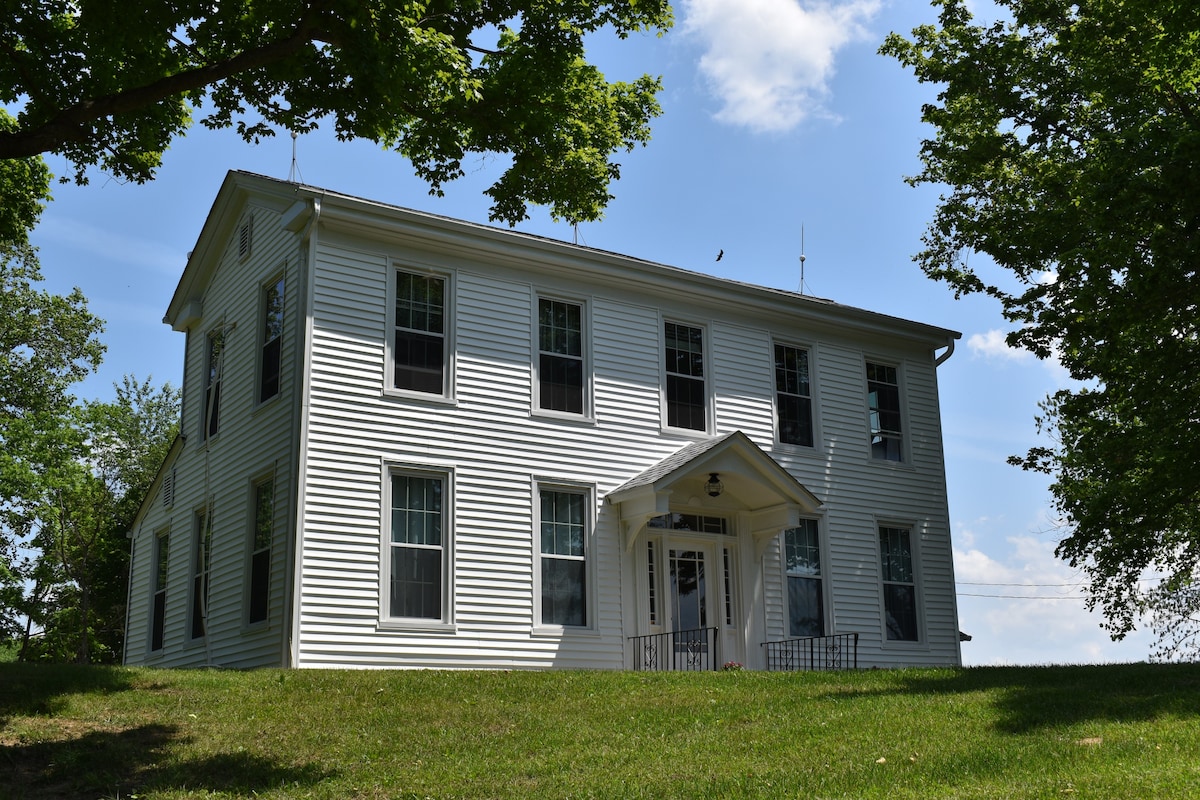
xmin=607 ymin=431 xmax=822 ymax=552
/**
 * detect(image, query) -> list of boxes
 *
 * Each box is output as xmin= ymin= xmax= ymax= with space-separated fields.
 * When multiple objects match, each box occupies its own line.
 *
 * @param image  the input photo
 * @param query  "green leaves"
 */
xmin=0 ymin=0 xmax=671 ymax=224
xmin=887 ymin=0 xmax=1200 ymax=639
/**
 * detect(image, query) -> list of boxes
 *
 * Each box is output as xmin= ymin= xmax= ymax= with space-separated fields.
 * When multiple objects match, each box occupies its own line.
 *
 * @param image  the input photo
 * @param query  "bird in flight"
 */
xmin=716 ymin=249 xmax=724 ymax=262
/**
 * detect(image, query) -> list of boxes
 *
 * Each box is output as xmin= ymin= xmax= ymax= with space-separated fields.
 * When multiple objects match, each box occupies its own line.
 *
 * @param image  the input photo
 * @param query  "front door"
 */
xmin=638 ymin=513 xmax=742 ymax=670
xmin=668 ymin=544 xmax=714 ymax=635
xmin=666 ymin=542 xmax=718 ymax=669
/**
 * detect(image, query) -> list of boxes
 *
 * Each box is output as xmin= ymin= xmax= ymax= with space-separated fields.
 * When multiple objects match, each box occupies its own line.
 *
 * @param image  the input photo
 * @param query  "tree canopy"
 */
xmin=882 ymin=0 xmax=1200 ymax=639
xmin=0 ymin=110 xmax=51 ymax=247
xmin=0 ymin=243 xmax=106 ymax=646
xmin=0 ymin=0 xmax=671 ymax=225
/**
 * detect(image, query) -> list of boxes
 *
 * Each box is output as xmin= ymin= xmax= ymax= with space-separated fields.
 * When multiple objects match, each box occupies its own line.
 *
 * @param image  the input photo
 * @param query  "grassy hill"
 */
xmin=2 ymin=662 xmax=1199 ymax=799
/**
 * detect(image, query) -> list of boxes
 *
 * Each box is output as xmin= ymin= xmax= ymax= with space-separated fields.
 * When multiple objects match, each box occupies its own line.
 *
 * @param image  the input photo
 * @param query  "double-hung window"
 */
xmin=784 ymin=519 xmax=824 ymax=637
xmin=151 ymin=530 xmax=169 ymax=651
xmin=539 ymin=488 xmax=588 ymax=627
xmin=879 ymin=526 xmax=919 ymax=641
xmin=537 ymin=298 xmax=585 ymax=414
xmin=387 ymin=471 xmax=447 ymax=621
xmin=775 ymin=343 xmax=814 ymax=447
xmin=204 ymin=329 xmax=224 ymax=439
xmin=190 ymin=510 xmax=212 ymax=640
xmin=393 ymin=269 xmax=447 ymax=394
xmin=247 ymin=480 xmax=273 ymax=625
xmin=866 ymin=362 xmax=903 ymax=461
xmin=664 ymin=321 xmax=706 ymax=431
xmin=259 ymin=275 xmax=284 ymax=403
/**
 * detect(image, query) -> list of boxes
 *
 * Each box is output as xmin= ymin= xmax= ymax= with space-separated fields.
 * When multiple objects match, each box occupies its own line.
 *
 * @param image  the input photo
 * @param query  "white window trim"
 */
xmin=660 ymin=316 xmax=713 ymax=435
xmin=254 ymin=267 xmax=286 ymax=409
xmin=378 ymin=463 xmax=456 ymax=632
xmin=383 ymin=262 xmax=457 ymax=404
xmin=864 ymin=357 xmax=910 ymax=465
xmin=771 ymin=337 xmax=820 ymax=451
xmin=530 ymin=292 xmax=596 ymax=423
xmin=781 ymin=516 xmax=831 ymax=639
xmin=532 ymin=480 xmax=599 ymax=635
xmin=875 ymin=519 xmax=928 ymax=649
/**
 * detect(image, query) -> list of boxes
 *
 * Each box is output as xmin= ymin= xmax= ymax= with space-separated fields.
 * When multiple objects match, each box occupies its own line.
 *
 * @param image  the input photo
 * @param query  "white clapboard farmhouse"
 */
xmin=124 ymin=170 xmax=964 ymax=671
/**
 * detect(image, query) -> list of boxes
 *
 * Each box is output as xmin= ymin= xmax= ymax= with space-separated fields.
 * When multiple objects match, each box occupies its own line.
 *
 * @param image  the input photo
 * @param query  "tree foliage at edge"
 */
xmin=881 ymin=0 xmax=1200 ymax=640
xmin=0 ymin=0 xmax=672 ymax=225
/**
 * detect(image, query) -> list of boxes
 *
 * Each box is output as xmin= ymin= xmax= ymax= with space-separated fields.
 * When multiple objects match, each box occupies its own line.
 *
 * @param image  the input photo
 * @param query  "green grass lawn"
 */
xmin=2 ymin=662 xmax=1199 ymax=799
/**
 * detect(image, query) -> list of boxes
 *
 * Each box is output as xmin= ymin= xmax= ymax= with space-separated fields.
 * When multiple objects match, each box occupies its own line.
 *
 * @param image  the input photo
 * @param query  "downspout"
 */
xmin=931 ymin=331 xmax=963 ymax=664
xmin=283 ymin=193 xmax=322 ymax=668
xmin=934 ymin=336 xmax=956 ymax=367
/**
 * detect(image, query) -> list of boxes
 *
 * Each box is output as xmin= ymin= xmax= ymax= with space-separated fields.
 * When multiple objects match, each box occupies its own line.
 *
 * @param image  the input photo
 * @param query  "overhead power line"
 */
xmin=957 ymin=580 xmax=1086 ymax=588
xmin=958 ymin=592 xmax=1086 ymax=601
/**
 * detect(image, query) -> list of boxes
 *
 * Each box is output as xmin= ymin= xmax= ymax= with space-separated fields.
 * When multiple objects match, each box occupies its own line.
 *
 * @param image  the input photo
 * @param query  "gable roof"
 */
xmin=607 ymin=431 xmax=822 ymax=553
xmin=165 ymin=171 xmax=960 ymax=353
xmin=609 ymin=431 xmax=822 ymax=510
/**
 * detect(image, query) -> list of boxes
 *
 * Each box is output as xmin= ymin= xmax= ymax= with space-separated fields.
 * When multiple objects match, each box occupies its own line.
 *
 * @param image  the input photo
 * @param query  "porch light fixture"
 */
xmin=705 ymin=472 xmax=724 ymax=498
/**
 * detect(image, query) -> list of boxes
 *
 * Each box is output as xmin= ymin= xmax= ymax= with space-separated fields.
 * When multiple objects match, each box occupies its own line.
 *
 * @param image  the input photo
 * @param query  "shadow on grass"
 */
xmin=0 ymin=663 xmax=136 ymax=725
xmin=1 ymin=722 xmax=335 ymax=799
xmin=841 ymin=662 xmax=1200 ymax=734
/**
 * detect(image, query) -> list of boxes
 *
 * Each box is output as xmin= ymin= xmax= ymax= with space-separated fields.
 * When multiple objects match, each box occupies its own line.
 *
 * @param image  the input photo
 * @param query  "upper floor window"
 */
xmin=259 ymin=275 xmax=284 ymax=403
xmin=537 ymin=298 xmax=584 ymax=414
xmin=866 ymin=362 xmax=903 ymax=461
xmin=387 ymin=471 xmax=448 ymax=621
xmin=204 ymin=329 xmax=224 ymax=439
xmin=775 ymin=343 xmax=814 ymax=447
xmin=664 ymin=321 xmax=706 ymax=431
xmin=538 ymin=488 xmax=589 ymax=627
xmin=247 ymin=479 xmax=273 ymax=625
xmin=879 ymin=525 xmax=919 ymax=642
xmin=784 ymin=519 xmax=824 ymax=638
xmin=393 ymin=270 xmax=446 ymax=394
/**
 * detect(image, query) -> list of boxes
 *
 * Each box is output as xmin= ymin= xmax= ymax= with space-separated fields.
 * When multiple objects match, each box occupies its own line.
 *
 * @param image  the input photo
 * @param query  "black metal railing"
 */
xmin=629 ymin=627 xmax=718 ymax=671
xmin=761 ymin=632 xmax=859 ymax=672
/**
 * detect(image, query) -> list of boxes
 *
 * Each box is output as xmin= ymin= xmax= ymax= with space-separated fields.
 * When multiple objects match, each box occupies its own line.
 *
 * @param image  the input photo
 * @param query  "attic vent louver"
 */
xmin=161 ymin=468 xmax=176 ymax=508
xmin=238 ymin=214 xmax=254 ymax=260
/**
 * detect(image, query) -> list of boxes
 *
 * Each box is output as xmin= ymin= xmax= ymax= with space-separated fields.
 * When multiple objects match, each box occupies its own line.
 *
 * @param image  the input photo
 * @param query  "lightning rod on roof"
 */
xmin=288 ymin=131 xmax=304 ymax=185
xmin=799 ymin=224 xmax=807 ymax=295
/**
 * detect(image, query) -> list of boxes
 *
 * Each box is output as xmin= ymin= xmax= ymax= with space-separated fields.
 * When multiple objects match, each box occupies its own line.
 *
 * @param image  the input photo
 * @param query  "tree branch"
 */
xmin=0 ymin=18 xmax=332 ymax=161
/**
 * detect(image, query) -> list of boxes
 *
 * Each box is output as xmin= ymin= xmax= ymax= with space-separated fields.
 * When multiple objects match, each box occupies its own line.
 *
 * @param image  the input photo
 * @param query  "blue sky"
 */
xmin=28 ymin=0 xmax=1154 ymax=664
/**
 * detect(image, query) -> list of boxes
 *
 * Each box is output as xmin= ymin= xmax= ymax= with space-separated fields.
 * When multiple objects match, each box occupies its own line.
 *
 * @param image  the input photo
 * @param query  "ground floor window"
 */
xmin=190 ymin=510 xmax=211 ymax=640
xmin=247 ymin=479 xmax=273 ymax=624
xmin=151 ymin=529 xmax=169 ymax=651
xmin=538 ymin=487 xmax=588 ymax=627
xmin=387 ymin=471 xmax=446 ymax=621
xmin=879 ymin=525 xmax=918 ymax=641
xmin=785 ymin=519 xmax=824 ymax=638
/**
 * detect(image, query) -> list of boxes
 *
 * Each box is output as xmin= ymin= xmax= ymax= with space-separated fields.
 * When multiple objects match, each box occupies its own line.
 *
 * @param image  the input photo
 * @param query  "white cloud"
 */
xmin=681 ymin=0 xmax=882 ymax=132
xmin=953 ymin=517 xmax=1154 ymax=665
xmin=966 ymin=329 xmax=1033 ymax=362
xmin=966 ymin=328 xmax=1077 ymax=388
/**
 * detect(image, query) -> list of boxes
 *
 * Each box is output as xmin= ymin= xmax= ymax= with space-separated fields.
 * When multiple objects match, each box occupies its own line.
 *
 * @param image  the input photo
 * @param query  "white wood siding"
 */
xmin=131 ymin=175 xmax=959 ymax=671
xmin=295 ymin=226 xmax=959 ymax=670
xmin=125 ymin=202 xmax=300 ymax=668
